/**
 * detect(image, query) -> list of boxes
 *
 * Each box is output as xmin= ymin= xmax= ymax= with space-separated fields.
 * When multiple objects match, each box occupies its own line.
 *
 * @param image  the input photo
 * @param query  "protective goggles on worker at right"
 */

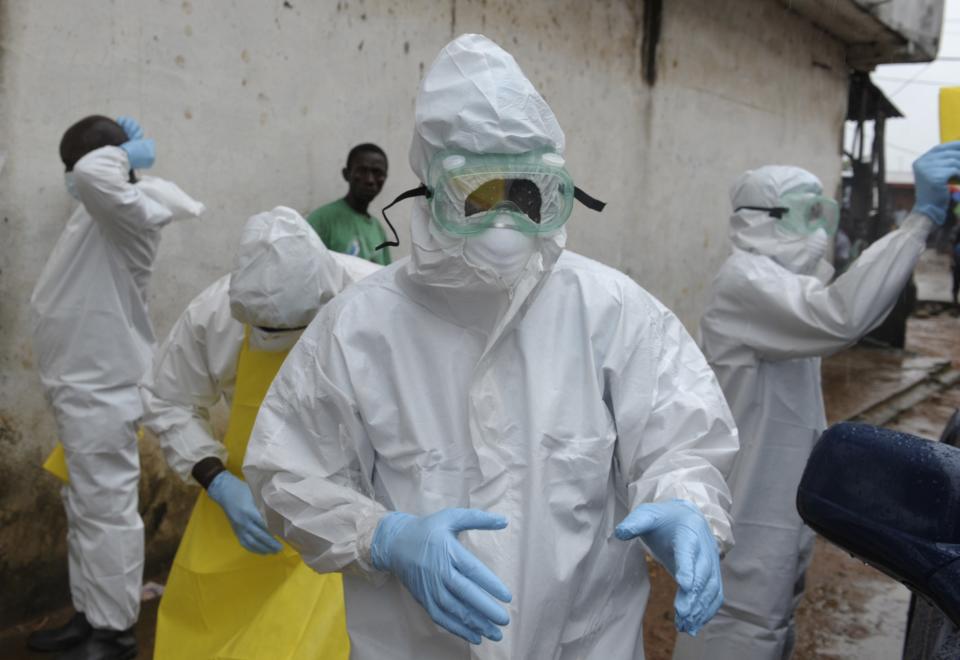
xmin=375 ymin=149 xmax=606 ymax=249
xmin=736 ymin=191 xmax=839 ymax=238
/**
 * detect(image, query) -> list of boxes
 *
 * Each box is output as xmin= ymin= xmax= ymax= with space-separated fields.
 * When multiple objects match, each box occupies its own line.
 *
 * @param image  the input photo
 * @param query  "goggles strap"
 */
xmin=376 ymin=184 xmax=431 ymax=251
xmin=735 ymin=205 xmax=789 ymax=219
xmin=574 ymin=187 xmax=606 ymax=212
xmin=376 ymin=184 xmax=606 ymax=252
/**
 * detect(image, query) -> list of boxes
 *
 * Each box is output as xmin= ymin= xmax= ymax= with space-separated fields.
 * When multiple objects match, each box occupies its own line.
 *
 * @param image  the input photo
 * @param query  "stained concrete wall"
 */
xmin=0 ymin=0 xmax=848 ymax=624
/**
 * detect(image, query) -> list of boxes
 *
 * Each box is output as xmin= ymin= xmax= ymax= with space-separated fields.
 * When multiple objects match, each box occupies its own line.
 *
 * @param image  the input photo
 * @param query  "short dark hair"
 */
xmin=60 ymin=115 xmax=128 ymax=171
xmin=346 ymin=143 xmax=388 ymax=171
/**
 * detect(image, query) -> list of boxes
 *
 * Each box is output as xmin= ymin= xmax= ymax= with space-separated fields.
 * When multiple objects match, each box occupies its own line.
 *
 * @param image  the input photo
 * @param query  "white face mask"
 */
xmin=461 ymin=224 xmax=537 ymax=288
xmin=796 ymin=227 xmax=829 ymax=275
xmin=770 ymin=225 xmax=830 ymax=275
xmin=64 ymin=172 xmax=80 ymax=200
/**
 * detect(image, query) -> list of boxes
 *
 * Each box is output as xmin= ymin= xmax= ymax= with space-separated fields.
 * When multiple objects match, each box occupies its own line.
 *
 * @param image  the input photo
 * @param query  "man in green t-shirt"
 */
xmin=307 ymin=143 xmax=391 ymax=265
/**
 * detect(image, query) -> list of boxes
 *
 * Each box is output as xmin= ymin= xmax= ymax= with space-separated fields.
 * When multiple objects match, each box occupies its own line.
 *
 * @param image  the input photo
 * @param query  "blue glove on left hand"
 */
xmin=207 ymin=472 xmax=283 ymax=555
xmin=116 ymin=116 xmax=144 ymax=141
xmin=912 ymin=141 xmax=960 ymax=225
xmin=616 ymin=499 xmax=723 ymax=636
xmin=120 ymin=138 xmax=156 ymax=170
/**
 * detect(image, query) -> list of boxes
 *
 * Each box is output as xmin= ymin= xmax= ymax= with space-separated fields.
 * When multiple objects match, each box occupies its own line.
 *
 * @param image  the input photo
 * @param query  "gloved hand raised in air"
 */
xmin=912 ymin=141 xmax=960 ymax=225
xmin=615 ymin=499 xmax=722 ymax=636
xmin=371 ymin=508 xmax=513 ymax=645
xmin=116 ymin=116 xmax=144 ymax=141
xmin=115 ymin=115 xmax=155 ymax=170
xmin=206 ymin=471 xmax=283 ymax=555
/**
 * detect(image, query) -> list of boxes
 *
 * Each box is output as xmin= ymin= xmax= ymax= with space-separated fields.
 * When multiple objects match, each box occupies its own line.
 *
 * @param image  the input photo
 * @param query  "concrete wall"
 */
xmin=0 ymin=0 xmax=847 ymax=624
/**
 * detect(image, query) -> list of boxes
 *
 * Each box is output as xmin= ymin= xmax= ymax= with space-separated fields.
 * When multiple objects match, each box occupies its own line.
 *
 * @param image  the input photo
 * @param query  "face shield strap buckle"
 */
xmin=574 ymin=187 xmax=606 ymax=212
xmin=735 ymin=205 xmax=789 ymax=219
xmin=376 ymin=184 xmax=432 ymax=251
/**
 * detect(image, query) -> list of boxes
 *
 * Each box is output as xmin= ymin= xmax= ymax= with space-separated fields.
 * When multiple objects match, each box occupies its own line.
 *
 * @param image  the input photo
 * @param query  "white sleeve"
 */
xmin=140 ymin=280 xmax=242 ymax=482
xmin=714 ymin=214 xmax=932 ymax=362
xmin=332 ymin=252 xmax=383 ymax=282
xmin=611 ymin=293 xmax=738 ymax=554
xmin=243 ymin=302 xmax=388 ymax=577
xmin=72 ymin=146 xmax=177 ymax=232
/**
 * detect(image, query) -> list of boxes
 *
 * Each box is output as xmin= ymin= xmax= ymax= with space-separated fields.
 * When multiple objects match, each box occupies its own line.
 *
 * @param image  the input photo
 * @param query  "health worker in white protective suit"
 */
xmin=673 ymin=143 xmax=960 ymax=660
xmin=244 ymin=34 xmax=739 ymax=660
xmin=141 ymin=207 xmax=378 ymax=660
xmin=28 ymin=115 xmax=204 ymax=659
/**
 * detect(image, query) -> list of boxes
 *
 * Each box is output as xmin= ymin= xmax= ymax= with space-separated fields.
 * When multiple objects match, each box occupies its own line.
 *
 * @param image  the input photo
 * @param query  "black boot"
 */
xmin=26 ymin=611 xmax=92 ymax=652
xmin=55 ymin=627 xmax=137 ymax=660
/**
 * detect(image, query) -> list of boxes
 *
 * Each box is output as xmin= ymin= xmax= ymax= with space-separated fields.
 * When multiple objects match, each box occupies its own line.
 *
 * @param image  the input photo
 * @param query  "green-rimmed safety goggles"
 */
xmin=375 ymin=150 xmax=605 ymax=249
xmin=429 ymin=149 xmax=579 ymax=236
xmin=737 ymin=192 xmax=839 ymax=238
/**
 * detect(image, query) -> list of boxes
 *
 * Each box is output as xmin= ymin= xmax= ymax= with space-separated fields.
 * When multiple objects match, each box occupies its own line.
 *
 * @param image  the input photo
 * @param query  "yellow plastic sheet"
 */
xmin=940 ymin=87 xmax=960 ymax=143
xmin=42 ymin=442 xmax=70 ymax=483
xmin=154 ymin=328 xmax=349 ymax=660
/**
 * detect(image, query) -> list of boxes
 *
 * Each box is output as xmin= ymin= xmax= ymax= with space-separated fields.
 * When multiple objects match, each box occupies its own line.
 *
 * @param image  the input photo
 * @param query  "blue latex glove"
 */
xmin=371 ymin=509 xmax=512 ymax=645
xmin=115 ymin=116 xmax=144 ymax=141
xmin=206 ymin=472 xmax=283 ymax=555
xmin=120 ymin=138 xmax=156 ymax=170
xmin=912 ymin=141 xmax=960 ymax=225
xmin=615 ymin=499 xmax=722 ymax=636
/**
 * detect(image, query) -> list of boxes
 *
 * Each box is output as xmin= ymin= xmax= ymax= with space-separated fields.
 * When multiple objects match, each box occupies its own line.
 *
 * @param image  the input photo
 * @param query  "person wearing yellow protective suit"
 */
xmin=140 ymin=207 xmax=379 ymax=660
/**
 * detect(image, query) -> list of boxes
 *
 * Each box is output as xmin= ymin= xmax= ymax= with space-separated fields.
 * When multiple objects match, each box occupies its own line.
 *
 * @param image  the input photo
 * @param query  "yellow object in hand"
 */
xmin=939 ymin=87 xmax=960 ymax=143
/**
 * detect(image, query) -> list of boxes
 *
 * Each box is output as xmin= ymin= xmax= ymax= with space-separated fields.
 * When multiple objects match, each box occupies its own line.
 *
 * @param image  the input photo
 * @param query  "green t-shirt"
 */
xmin=306 ymin=198 xmax=392 ymax=265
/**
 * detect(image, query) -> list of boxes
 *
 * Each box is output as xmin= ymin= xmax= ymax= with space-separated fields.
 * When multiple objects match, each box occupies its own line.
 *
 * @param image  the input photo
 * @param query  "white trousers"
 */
xmin=55 ymin=385 xmax=144 ymax=631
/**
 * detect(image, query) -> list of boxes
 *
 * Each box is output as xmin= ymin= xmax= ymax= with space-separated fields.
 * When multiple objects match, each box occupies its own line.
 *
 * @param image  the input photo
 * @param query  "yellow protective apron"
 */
xmin=155 ymin=329 xmax=349 ymax=660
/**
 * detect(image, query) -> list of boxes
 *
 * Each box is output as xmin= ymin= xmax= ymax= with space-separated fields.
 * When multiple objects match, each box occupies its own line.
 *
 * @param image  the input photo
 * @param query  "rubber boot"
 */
xmin=26 ymin=611 xmax=92 ymax=652
xmin=55 ymin=626 xmax=137 ymax=660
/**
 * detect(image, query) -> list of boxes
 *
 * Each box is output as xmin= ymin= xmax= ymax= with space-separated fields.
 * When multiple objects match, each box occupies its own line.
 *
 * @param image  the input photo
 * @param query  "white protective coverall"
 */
xmin=30 ymin=145 xmax=205 ymax=630
xmin=244 ymin=34 xmax=738 ymax=660
xmin=673 ymin=166 xmax=934 ymax=660
xmin=140 ymin=207 xmax=380 ymax=481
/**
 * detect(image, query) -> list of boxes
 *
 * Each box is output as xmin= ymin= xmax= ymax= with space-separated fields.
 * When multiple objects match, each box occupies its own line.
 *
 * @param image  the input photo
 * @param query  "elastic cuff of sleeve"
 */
xmin=355 ymin=509 xmax=393 ymax=577
xmin=903 ymin=211 xmax=937 ymax=235
xmin=912 ymin=205 xmax=948 ymax=227
xmin=192 ymin=457 xmax=228 ymax=490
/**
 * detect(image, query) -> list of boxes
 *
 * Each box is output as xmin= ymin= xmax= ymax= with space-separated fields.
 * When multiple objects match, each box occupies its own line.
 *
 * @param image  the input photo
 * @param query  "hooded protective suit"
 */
xmin=140 ymin=207 xmax=379 ymax=481
xmin=141 ymin=207 xmax=378 ymax=660
xmin=30 ymin=145 xmax=205 ymax=630
xmin=673 ymin=166 xmax=934 ymax=660
xmin=244 ymin=34 xmax=738 ymax=660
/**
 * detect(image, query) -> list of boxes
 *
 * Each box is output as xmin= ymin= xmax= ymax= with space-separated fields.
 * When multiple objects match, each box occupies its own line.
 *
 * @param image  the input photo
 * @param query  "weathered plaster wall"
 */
xmin=0 ymin=0 xmax=846 ymax=623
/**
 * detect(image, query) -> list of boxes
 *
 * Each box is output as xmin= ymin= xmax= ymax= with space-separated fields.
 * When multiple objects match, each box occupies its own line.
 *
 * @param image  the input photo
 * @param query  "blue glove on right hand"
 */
xmin=616 ymin=499 xmax=723 ymax=636
xmin=371 ymin=508 xmax=512 ymax=645
xmin=120 ymin=138 xmax=156 ymax=170
xmin=207 ymin=471 xmax=283 ymax=555
xmin=115 ymin=116 xmax=144 ymax=141
xmin=912 ymin=141 xmax=960 ymax=225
